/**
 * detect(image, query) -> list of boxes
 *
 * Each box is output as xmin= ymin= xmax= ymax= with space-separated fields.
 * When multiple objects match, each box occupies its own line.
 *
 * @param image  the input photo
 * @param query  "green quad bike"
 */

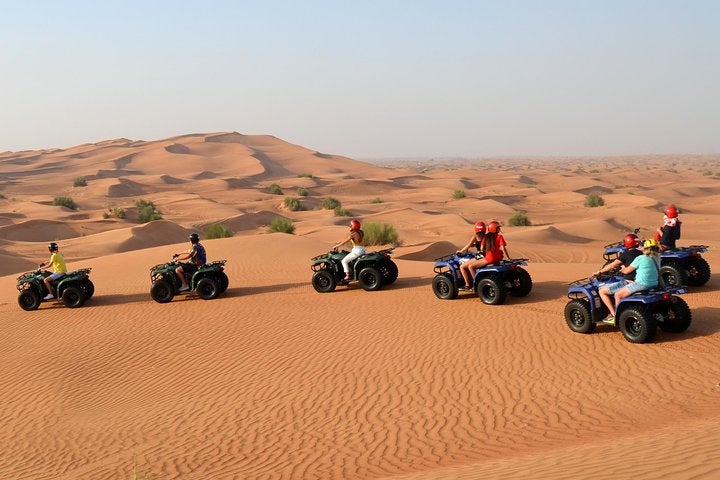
xmin=311 ymin=247 xmax=398 ymax=292
xmin=17 ymin=267 xmax=94 ymax=310
xmin=149 ymin=257 xmax=229 ymax=303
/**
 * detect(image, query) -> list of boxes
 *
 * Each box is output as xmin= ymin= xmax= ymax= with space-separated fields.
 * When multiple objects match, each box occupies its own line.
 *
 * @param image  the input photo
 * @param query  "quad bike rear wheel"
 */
xmin=508 ymin=268 xmax=533 ymax=297
xmin=476 ymin=275 xmax=507 ymax=305
xmin=197 ymin=277 xmax=220 ymax=300
xmin=358 ymin=267 xmax=384 ymax=291
xmin=62 ymin=286 xmax=85 ymax=308
xmin=379 ymin=260 xmax=399 ymax=285
xmin=659 ymin=296 xmax=692 ymax=333
xmin=618 ymin=305 xmax=657 ymax=343
xmin=80 ymin=279 xmax=95 ymax=300
xmin=151 ymin=279 xmax=174 ymax=303
xmin=216 ymin=272 xmax=229 ymax=293
xmin=686 ymin=257 xmax=711 ymax=287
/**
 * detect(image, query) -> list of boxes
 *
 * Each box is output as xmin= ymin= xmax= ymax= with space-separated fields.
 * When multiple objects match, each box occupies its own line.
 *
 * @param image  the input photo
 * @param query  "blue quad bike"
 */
xmin=431 ymin=252 xmax=532 ymax=305
xmin=564 ymin=272 xmax=691 ymax=343
xmin=16 ymin=267 xmax=94 ymax=310
xmin=311 ymin=247 xmax=397 ymax=292
xmin=603 ymin=229 xmax=710 ymax=287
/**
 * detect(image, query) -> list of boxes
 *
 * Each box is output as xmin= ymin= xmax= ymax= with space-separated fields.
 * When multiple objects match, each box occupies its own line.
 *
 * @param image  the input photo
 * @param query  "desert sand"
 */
xmin=1 ymin=132 xmax=718 ymax=479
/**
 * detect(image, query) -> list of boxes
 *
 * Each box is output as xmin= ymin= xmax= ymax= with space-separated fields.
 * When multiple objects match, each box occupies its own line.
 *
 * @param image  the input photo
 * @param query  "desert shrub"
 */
xmin=268 ymin=217 xmax=295 ymax=234
xmin=102 ymin=211 xmax=110 ymax=219
xmin=135 ymin=199 xmax=162 ymax=223
xmin=297 ymin=187 xmax=309 ymax=197
xmin=111 ymin=207 xmax=126 ymax=219
xmin=0 ymin=193 xmax=6 ymax=199
xmin=321 ymin=197 xmax=341 ymax=210
xmin=584 ymin=193 xmax=605 ymax=207
xmin=702 ymin=170 xmax=712 ymax=176
xmin=284 ymin=197 xmax=303 ymax=211
xmin=298 ymin=172 xmax=314 ymax=178
xmin=269 ymin=183 xmax=283 ymax=195
xmin=371 ymin=197 xmax=383 ymax=204
xmin=73 ymin=177 xmax=87 ymax=187
xmin=334 ymin=207 xmax=352 ymax=217
xmin=508 ymin=211 xmax=531 ymax=226
xmin=205 ymin=223 xmax=233 ymax=239
xmin=363 ymin=222 xmax=399 ymax=246
xmin=452 ymin=190 xmax=466 ymax=199
xmin=53 ymin=196 xmax=77 ymax=210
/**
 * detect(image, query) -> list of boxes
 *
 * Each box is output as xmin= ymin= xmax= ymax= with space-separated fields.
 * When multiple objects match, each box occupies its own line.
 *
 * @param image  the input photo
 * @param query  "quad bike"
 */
xmin=564 ymin=271 xmax=691 ymax=343
xmin=431 ymin=252 xmax=532 ymax=305
xmin=603 ymin=228 xmax=710 ymax=287
xmin=16 ymin=267 xmax=94 ymax=310
xmin=311 ymin=247 xmax=397 ymax=292
xmin=149 ymin=257 xmax=228 ymax=303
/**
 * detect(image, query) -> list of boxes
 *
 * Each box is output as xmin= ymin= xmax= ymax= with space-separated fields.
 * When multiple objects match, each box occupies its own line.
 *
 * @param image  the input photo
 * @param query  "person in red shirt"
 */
xmin=460 ymin=220 xmax=510 ymax=291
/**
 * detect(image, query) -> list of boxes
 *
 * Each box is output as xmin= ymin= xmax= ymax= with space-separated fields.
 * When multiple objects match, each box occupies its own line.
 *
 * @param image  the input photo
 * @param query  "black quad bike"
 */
xmin=149 ymin=257 xmax=229 ymax=303
xmin=17 ymin=267 xmax=94 ymax=310
xmin=311 ymin=247 xmax=398 ymax=292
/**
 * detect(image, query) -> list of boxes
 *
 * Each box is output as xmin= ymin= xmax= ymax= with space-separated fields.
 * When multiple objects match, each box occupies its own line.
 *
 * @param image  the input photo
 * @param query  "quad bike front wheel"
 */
xmin=312 ymin=270 xmax=337 ymax=293
xmin=432 ymin=273 xmax=457 ymax=300
xmin=62 ymin=286 xmax=85 ymax=308
xmin=18 ymin=290 xmax=41 ymax=311
xmin=151 ymin=280 xmax=174 ymax=303
xmin=564 ymin=299 xmax=595 ymax=334
xmin=660 ymin=262 xmax=687 ymax=287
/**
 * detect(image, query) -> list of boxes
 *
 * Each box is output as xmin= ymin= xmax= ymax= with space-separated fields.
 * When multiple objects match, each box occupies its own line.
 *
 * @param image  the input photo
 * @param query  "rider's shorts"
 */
xmin=605 ymin=280 xmax=628 ymax=294
xmin=626 ymin=281 xmax=651 ymax=294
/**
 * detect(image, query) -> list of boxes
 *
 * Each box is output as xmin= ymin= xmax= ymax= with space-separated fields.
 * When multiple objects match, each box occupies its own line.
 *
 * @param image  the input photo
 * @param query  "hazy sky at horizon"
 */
xmin=1 ymin=0 xmax=718 ymax=159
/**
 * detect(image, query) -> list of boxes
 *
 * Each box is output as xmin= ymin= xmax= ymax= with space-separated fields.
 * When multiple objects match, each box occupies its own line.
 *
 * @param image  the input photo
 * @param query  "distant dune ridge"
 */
xmin=1 ymin=132 xmax=719 ymax=479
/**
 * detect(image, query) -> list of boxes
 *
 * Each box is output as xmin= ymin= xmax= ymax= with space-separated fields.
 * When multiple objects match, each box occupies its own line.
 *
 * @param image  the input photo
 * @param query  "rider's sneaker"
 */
xmin=178 ymin=285 xmax=190 ymax=292
xmin=602 ymin=314 xmax=616 ymax=326
xmin=43 ymin=293 xmax=54 ymax=300
xmin=460 ymin=285 xmax=473 ymax=292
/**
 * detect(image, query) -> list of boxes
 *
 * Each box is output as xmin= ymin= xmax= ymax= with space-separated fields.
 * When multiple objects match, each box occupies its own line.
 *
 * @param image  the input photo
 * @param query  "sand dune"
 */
xmin=0 ymin=134 xmax=719 ymax=479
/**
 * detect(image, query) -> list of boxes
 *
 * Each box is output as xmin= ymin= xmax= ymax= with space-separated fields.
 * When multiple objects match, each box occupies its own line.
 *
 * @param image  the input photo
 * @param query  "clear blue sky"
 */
xmin=1 ymin=0 xmax=718 ymax=158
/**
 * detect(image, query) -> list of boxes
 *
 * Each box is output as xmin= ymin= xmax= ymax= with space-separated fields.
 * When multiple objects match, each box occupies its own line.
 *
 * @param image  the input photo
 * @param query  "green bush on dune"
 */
xmin=53 ymin=196 xmax=77 ymax=210
xmin=205 ymin=224 xmax=233 ymax=239
xmin=73 ymin=177 xmax=87 ymax=187
xmin=508 ymin=211 xmax=531 ymax=226
xmin=269 ymin=183 xmax=283 ymax=195
xmin=321 ymin=197 xmax=341 ymax=210
xmin=584 ymin=193 xmax=605 ymax=208
xmin=284 ymin=197 xmax=304 ymax=211
xmin=135 ymin=199 xmax=163 ymax=223
xmin=452 ymin=190 xmax=466 ymax=199
xmin=363 ymin=222 xmax=399 ymax=246
xmin=268 ymin=217 xmax=295 ymax=234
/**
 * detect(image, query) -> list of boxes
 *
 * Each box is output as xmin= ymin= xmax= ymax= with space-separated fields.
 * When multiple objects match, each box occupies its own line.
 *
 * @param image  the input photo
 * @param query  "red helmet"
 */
xmin=623 ymin=233 xmax=640 ymax=249
xmin=487 ymin=221 xmax=500 ymax=234
xmin=474 ymin=221 xmax=486 ymax=233
xmin=349 ymin=219 xmax=361 ymax=231
xmin=664 ymin=205 xmax=678 ymax=218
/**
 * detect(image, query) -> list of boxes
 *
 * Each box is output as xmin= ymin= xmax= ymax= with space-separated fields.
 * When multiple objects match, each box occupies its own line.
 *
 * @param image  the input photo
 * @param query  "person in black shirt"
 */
xmin=596 ymin=233 xmax=643 ymax=323
xmin=654 ymin=204 xmax=681 ymax=251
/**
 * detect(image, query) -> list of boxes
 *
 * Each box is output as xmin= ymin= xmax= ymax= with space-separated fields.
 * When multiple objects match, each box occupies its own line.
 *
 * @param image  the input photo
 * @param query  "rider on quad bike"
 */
xmin=333 ymin=219 xmax=365 ymax=284
xmin=173 ymin=233 xmax=207 ymax=292
xmin=39 ymin=242 xmax=67 ymax=300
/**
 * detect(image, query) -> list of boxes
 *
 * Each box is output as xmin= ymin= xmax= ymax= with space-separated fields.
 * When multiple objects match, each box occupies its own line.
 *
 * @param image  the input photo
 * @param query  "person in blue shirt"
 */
xmin=173 ymin=233 xmax=207 ymax=291
xmin=598 ymin=238 xmax=661 ymax=325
